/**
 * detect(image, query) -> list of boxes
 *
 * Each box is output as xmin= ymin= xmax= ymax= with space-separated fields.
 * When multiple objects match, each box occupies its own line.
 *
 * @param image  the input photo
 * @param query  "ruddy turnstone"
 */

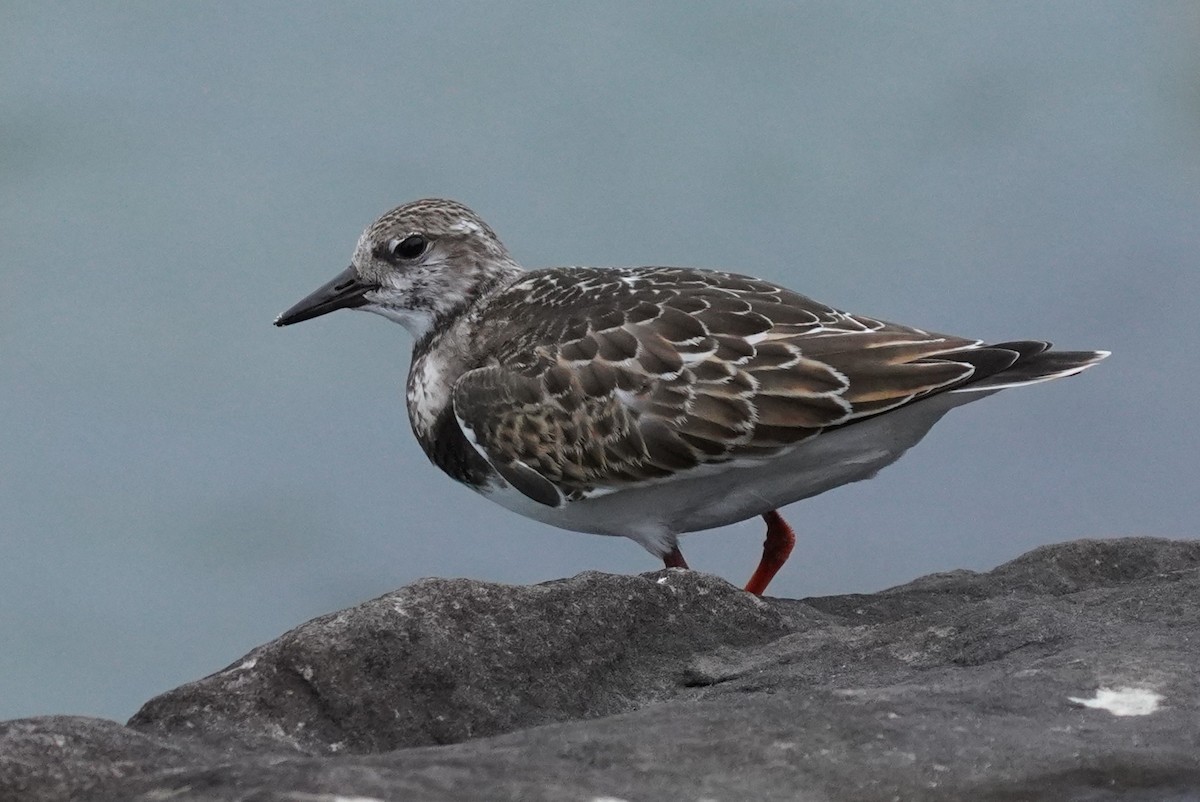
xmin=275 ymin=199 xmax=1108 ymax=595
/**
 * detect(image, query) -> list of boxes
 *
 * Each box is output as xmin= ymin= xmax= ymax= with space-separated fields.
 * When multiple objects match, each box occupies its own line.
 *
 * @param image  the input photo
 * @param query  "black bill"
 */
xmin=274 ymin=266 xmax=379 ymax=327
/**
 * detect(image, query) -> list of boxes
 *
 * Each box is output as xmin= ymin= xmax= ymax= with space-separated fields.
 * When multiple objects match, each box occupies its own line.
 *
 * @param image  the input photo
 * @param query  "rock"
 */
xmin=2 ymin=537 xmax=1199 ymax=801
xmin=128 ymin=569 xmax=792 ymax=754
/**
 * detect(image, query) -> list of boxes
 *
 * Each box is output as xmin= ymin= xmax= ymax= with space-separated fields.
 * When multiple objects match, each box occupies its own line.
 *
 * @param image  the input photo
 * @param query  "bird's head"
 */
xmin=275 ymin=198 xmax=521 ymax=340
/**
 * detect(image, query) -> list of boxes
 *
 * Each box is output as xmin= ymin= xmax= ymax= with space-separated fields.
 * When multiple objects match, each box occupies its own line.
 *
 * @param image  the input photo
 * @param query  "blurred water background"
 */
xmin=2 ymin=2 xmax=1197 ymax=721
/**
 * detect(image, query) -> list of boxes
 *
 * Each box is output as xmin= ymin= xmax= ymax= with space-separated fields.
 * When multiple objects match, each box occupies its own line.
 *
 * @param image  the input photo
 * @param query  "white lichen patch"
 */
xmin=1068 ymin=686 xmax=1162 ymax=717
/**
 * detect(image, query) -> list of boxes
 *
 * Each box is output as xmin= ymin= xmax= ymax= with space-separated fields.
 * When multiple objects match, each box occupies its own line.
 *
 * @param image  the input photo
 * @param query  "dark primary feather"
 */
xmin=451 ymin=267 xmax=1088 ymax=505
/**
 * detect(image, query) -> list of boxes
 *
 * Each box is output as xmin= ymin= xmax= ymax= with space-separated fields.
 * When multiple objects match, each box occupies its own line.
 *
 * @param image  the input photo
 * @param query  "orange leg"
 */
xmin=663 ymin=545 xmax=689 ymax=569
xmin=744 ymin=510 xmax=796 ymax=596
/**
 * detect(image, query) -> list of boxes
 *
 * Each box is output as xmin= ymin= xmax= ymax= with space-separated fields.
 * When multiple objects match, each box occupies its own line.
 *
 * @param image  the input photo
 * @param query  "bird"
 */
xmin=275 ymin=198 xmax=1108 ymax=596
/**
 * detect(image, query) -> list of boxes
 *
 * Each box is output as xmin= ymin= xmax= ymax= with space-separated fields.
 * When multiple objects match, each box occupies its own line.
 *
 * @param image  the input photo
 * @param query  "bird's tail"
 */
xmin=949 ymin=341 xmax=1110 ymax=393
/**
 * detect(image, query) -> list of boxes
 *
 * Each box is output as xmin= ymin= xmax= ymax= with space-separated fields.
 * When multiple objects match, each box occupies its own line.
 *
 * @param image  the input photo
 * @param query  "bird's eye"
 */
xmin=388 ymin=234 xmax=428 ymax=261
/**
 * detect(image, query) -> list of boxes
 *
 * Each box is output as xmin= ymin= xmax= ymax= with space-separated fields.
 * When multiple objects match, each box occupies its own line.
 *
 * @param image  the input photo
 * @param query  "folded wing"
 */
xmin=452 ymin=268 xmax=1103 ymax=506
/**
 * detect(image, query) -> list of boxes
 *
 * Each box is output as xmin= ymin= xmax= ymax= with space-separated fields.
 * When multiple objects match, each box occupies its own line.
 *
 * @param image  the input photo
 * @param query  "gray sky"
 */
xmin=2 ymin=2 xmax=1197 ymax=722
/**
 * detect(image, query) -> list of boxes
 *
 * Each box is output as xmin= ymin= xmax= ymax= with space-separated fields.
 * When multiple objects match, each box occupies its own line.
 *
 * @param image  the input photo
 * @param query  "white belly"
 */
xmin=475 ymin=389 xmax=992 ymax=555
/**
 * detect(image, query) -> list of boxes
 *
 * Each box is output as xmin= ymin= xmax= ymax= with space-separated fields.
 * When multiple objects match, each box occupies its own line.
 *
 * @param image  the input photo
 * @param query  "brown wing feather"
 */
xmin=454 ymin=268 xmax=1002 ymax=504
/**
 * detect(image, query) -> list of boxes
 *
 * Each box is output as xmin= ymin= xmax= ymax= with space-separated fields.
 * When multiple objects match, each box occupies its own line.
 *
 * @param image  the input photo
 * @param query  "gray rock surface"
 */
xmin=3 ymin=537 xmax=1199 ymax=802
